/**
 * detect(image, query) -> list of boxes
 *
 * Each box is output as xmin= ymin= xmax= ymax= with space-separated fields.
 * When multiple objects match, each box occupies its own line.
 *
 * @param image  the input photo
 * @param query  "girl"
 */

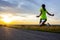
xmin=37 ymin=4 xmax=54 ymax=26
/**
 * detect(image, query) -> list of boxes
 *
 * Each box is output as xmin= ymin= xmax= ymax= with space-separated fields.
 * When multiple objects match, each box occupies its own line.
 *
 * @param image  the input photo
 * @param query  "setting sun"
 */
xmin=3 ymin=17 xmax=12 ymax=23
xmin=1 ymin=14 xmax=12 ymax=24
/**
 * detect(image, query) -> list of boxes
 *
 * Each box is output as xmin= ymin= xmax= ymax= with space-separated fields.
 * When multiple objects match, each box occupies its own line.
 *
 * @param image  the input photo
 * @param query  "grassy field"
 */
xmin=7 ymin=25 xmax=60 ymax=33
xmin=0 ymin=25 xmax=60 ymax=33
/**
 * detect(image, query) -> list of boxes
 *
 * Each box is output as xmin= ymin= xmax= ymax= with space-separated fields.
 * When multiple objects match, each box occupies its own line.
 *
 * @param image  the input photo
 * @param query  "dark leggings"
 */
xmin=40 ymin=19 xmax=47 ymax=25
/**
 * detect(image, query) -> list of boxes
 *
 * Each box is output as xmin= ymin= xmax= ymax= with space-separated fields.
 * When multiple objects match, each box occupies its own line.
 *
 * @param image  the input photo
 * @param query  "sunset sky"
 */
xmin=0 ymin=0 xmax=60 ymax=25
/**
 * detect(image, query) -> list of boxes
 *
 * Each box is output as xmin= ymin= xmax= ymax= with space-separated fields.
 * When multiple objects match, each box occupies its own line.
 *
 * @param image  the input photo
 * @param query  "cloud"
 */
xmin=0 ymin=0 xmax=36 ymax=13
xmin=0 ymin=0 xmax=60 ymax=24
xmin=26 ymin=0 xmax=39 ymax=6
xmin=0 ymin=0 xmax=17 ymax=7
xmin=0 ymin=0 xmax=18 ymax=13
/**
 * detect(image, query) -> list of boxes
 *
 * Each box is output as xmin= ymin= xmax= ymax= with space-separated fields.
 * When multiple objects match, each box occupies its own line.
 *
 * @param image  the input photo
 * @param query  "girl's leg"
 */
xmin=40 ymin=19 xmax=42 ymax=23
xmin=40 ymin=19 xmax=47 ymax=25
xmin=42 ymin=19 xmax=47 ymax=25
xmin=39 ymin=19 xmax=42 ymax=25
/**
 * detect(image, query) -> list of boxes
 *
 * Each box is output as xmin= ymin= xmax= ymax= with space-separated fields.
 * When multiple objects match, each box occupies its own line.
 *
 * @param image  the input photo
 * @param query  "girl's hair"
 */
xmin=42 ymin=4 xmax=46 ymax=11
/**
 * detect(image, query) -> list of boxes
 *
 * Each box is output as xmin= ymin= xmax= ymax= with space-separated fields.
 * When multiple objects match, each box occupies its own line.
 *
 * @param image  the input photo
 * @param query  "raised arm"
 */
xmin=47 ymin=11 xmax=54 ymax=16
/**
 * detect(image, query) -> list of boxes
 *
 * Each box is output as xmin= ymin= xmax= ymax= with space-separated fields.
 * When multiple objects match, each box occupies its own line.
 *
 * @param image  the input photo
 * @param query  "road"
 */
xmin=0 ymin=27 xmax=60 ymax=40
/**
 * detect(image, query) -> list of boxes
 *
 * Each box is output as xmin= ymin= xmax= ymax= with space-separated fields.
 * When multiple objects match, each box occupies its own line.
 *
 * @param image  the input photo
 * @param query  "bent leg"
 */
xmin=42 ymin=19 xmax=47 ymax=25
xmin=40 ymin=19 xmax=47 ymax=26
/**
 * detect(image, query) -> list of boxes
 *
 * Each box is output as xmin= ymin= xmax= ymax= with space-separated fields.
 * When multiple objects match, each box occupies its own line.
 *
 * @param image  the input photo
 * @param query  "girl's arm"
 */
xmin=47 ymin=11 xmax=54 ymax=16
xmin=36 ymin=11 xmax=42 ymax=17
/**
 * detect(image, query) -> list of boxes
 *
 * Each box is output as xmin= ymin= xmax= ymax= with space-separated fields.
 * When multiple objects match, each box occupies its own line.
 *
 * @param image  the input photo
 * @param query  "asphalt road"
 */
xmin=0 ymin=27 xmax=60 ymax=40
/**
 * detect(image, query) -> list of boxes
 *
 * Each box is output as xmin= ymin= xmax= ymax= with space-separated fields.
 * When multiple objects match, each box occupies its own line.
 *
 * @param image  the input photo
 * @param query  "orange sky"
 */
xmin=0 ymin=13 xmax=60 ymax=25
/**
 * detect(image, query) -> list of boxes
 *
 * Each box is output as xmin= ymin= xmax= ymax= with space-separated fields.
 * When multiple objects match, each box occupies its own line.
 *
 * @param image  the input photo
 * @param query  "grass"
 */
xmin=8 ymin=25 xmax=60 ymax=33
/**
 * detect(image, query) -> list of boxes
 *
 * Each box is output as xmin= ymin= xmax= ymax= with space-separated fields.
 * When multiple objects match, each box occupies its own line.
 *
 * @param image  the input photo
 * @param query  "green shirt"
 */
xmin=40 ymin=8 xmax=47 ymax=19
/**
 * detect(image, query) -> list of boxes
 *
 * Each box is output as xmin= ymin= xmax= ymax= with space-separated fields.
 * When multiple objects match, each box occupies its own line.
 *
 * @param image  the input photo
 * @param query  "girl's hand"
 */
xmin=51 ymin=14 xmax=54 ymax=16
xmin=36 ymin=16 xmax=40 ymax=17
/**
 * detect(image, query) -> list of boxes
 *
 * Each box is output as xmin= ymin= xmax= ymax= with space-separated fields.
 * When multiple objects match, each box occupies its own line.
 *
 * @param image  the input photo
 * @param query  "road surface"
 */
xmin=0 ymin=27 xmax=60 ymax=40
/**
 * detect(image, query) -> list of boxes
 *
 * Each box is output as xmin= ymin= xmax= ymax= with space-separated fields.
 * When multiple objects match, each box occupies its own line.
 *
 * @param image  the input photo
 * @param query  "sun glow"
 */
xmin=0 ymin=13 xmax=58 ymax=25
xmin=3 ymin=16 xmax=12 ymax=23
xmin=1 ymin=14 xmax=13 ymax=24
